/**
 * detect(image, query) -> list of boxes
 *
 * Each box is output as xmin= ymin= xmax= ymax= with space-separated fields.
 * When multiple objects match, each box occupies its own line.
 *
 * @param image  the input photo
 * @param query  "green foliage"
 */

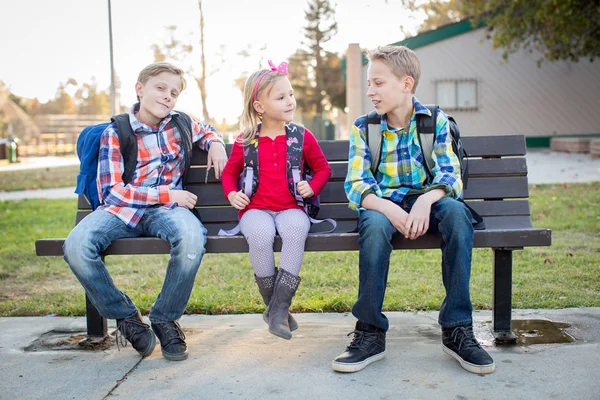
xmin=36 ymin=78 xmax=112 ymax=115
xmin=294 ymin=0 xmax=345 ymax=115
xmin=0 ymin=183 xmax=598 ymax=316
xmin=464 ymin=0 xmax=600 ymax=64
xmin=38 ymin=81 xmax=77 ymax=115
xmin=404 ymin=0 xmax=600 ymax=64
xmin=74 ymin=79 xmax=111 ymax=115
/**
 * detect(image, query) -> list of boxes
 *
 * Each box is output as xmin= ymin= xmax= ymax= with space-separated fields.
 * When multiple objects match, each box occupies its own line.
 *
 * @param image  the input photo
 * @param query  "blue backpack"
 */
xmin=75 ymin=112 xmax=193 ymax=210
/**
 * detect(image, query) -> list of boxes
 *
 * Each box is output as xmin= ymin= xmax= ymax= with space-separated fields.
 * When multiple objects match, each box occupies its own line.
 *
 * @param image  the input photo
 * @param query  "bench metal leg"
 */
xmin=86 ymin=294 xmax=108 ymax=338
xmin=85 ymin=255 xmax=108 ymax=338
xmin=492 ymin=248 xmax=517 ymax=344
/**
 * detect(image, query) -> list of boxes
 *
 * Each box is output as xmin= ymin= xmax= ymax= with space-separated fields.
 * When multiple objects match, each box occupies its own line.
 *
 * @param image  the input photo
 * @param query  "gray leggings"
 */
xmin=239 ymin=208 xmax=310 ymax=278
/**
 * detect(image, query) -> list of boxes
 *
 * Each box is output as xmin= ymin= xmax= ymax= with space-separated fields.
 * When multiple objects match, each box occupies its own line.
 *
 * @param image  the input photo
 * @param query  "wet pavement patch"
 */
xmin=24 ymin=329 xmax=114 ymax=352
xmin=512 ymin=319 xmax=575 ymax=345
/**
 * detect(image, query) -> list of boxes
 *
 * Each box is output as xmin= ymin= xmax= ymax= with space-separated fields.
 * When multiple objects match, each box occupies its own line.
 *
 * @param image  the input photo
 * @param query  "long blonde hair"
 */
xmin=238 ymin=69 xmax=286 ymax=145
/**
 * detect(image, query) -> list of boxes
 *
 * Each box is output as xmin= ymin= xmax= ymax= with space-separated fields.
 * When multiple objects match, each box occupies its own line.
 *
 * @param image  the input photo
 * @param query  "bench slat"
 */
xmin=186 ymin=136 xmax=526 ymax=167
xmin=462 ymin=135 xmax=526 ymax=157
xmin=184 ymin=157 xmax=527 ymax=185
xmin=36 ymin=224 xmax=551 ymax=257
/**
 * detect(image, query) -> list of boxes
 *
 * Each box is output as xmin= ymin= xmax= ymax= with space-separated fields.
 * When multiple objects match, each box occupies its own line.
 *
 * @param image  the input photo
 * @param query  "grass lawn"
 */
xmin=0 ymin=165 xmax=79 ymax=192
xmin=0 ymin=182 xmax=598 ymax=317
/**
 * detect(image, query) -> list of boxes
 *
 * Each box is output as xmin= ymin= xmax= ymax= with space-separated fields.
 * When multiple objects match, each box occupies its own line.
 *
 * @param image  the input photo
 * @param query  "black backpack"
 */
xmin=365 ymin=105 xmax=485 ymax=230
xmin=75 ymin=112 xmax=193 ymax=210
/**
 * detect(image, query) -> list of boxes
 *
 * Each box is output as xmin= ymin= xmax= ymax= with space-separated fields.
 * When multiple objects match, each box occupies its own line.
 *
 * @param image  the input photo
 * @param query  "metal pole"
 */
xmin=108 ymin=0 xmax=116 ymax=116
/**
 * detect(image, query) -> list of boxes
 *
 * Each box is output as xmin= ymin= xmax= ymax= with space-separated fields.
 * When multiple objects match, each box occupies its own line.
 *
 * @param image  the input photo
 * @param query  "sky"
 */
xmin=0 ymin=0 xmax=423 ymax=123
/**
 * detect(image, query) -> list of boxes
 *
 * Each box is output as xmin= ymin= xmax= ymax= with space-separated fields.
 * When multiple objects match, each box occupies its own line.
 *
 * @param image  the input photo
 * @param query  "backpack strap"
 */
xmin=111 ymin=113 xmax=137 ymax=185
xmin=365 ymin=110 xmax=382 ymax=176
xmin=417 ymin=107 xmax=485 ymax=230
xmin=218 ymin=130 xmax=259 ymax=236
xmin=242 ymin=131 xmax=260 ymax=198
xmin=416 ymin=104 xmax=437 ymax=181
xmin=285 ymin=123 xmax=307 ymax=209
xmin=169 ymin=112 xmax=193 ymax=185
xmin=285 ymin=123 xmax=336 ymax=233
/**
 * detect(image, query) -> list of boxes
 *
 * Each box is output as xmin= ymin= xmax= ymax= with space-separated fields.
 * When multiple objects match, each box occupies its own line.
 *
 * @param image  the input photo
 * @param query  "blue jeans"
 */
xmin=63 ymin=207 xmax=207 ymax=323
xmin=352 ymin=195 xmax=474 ymax=331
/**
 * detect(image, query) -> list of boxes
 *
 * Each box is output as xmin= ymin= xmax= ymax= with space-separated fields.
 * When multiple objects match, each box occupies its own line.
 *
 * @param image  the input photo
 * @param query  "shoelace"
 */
xmin=450 ymin=326 xmax=481 ymax=351
xmin=157 ymin=320 xmax=186 ymax=347
xmin=346 ymin=330 xmax=377 ymax=351
xmin=115 ymin=317 xmax=150 ymax=351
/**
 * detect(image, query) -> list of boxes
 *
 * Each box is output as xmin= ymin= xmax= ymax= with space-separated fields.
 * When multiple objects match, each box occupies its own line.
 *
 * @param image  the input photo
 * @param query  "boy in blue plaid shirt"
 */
xmin=331 ymin=45 xmax=495 ymax=375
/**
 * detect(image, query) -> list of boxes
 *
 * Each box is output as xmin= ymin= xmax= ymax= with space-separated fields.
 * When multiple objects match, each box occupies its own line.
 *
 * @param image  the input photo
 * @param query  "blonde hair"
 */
xmin=238 ymin=69 xmax=287 ymax=145
xmin=136 ymin=62 xmax=187 ymax=101
xmin=367 ymin=45 xmax=421 ymax=93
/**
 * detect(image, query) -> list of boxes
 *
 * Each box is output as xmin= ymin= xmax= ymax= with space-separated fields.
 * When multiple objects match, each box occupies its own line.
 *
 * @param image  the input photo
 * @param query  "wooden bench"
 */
xmin=35 ymin=134 xmax=551 ymax=344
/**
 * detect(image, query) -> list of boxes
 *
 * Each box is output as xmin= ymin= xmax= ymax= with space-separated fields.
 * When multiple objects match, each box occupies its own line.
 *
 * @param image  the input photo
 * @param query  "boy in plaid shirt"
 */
xmin=331 ymin=46 xmax=495 ymax=375
xmin=64 ymin=62 xmax=227 ymax=361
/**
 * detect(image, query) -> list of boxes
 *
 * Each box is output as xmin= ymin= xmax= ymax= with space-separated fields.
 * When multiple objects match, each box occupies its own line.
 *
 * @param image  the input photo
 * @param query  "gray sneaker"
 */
xmin=151 ymin=320 xmax=188 ymax=361
xmin=116 ymin=311 xmax=156 ymax=357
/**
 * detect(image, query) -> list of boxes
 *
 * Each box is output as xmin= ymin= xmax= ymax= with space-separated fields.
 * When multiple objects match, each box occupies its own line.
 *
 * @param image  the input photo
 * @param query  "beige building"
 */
xmin=345 ymin=20 xmax=600 ymax=146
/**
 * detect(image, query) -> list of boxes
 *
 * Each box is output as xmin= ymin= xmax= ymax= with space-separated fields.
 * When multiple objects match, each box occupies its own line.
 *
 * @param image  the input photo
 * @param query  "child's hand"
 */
xmin=405 ymin=196 xmax=432 ymax=240
xmin=228 ymin=191 xmax=250 ymax=210
xmin=296 ymin=181 xmax=314 ymax=198
xmin=171 ymin=190 xmax=198 ymax=210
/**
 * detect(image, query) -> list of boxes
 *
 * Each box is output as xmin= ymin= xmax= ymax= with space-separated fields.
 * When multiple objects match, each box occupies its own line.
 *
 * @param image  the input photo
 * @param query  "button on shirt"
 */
xmin=97 ymin=104 xmax=224 ymax=228
xmin=344 ymin=97 xmax=462 ymax=211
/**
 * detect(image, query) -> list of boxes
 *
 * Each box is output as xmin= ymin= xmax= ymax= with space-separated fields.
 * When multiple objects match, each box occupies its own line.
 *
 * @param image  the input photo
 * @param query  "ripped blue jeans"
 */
xmin=64 ymin=207 xmax=207 ymax=324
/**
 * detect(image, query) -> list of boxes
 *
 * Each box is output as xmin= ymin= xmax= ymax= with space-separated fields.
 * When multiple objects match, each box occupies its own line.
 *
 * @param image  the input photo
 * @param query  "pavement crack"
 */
xmin=103 ymin=357 xmax=144 ymax=399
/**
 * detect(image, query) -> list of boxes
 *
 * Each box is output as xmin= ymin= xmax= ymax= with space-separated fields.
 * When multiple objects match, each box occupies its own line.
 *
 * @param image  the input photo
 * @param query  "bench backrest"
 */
xmin=76 ymin=135 xmax=531 ymax=235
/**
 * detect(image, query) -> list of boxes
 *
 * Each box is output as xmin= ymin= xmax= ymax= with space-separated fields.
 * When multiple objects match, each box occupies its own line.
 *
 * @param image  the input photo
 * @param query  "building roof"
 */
xmin=341 ymin=18 xmax=486 ymax=79
xmin=392 ymin=18 xmax=485 ymax=52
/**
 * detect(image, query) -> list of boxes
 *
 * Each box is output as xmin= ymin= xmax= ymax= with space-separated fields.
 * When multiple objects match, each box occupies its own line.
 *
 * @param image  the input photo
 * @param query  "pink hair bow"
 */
xmin=268 ymin=60 xmax=288 ymax=75
xmin=253 ymin=59 xmax=289 ymax=102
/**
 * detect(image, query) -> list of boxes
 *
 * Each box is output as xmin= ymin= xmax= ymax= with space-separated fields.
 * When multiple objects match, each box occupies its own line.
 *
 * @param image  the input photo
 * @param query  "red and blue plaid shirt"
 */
xmin=97 ymin=104 xmax=223 ymax=228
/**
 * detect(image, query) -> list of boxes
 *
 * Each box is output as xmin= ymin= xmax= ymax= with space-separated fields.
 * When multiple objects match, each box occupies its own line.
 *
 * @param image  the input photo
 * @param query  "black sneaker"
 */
xmin=116 ymin=311 xmax=156 ymax=357
xmin=151 ymin=320 xmax=188 ymax=361
xmin=442 ymin=325 xmax=495 ymax=374
xmin=331 ymin=321 xmax=386 ymax=373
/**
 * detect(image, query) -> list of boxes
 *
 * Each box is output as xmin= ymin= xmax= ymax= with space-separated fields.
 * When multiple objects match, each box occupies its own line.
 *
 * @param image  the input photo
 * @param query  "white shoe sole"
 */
xmin=331 ymin=351 xmax=386 ymax=373
xmin=442 ymin=344 xmax=495 ymax=374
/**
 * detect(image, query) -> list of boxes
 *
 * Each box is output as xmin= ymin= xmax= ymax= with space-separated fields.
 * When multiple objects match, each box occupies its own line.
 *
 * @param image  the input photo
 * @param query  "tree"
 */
xmin=196 ymin=0 xmax=210 ymax=122
xmin=402 ymin=0 xmax=600 ymax=64
xmin=74 ymin=78 xmax=111 ymax=115
xmin=151 ymin=0 xmax=214 ymax=122
xmin=287 ymin=49 xmax=313 ymax=113
xmin=402 ymin=0 xmax=463 ymax=33
xmin=300 ymin=0 xmax=344 ymax=115
xmin=37 ymin=79 xmax=77 ymax=114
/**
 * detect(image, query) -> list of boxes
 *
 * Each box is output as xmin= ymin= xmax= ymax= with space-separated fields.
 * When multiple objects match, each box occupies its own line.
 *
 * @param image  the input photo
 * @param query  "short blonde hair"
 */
xmin=238 ymin=69 xmax=286 ymax=145
xmin=136 ymin=62 xmax=187 ymax=100
xmin=367 ymin=45 xmax=421 ymax=93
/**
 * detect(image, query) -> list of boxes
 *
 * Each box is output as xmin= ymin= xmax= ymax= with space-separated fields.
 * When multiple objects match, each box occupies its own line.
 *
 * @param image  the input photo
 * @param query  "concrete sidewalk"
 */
xmin=1 ymin=308 xmax=599 ymax=400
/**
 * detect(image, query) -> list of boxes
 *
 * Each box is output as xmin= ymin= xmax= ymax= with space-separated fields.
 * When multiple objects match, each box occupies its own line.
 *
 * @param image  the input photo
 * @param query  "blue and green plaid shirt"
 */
xmin=344 ymin=97 xmax=463 ymax=211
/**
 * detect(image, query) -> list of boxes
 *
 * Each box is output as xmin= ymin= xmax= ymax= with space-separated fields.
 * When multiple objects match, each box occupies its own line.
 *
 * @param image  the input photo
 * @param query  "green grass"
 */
xmin=0 ymin=182 xmax=598 ymax=317
xmin=0 ymin=165 xmax=79 ymax=192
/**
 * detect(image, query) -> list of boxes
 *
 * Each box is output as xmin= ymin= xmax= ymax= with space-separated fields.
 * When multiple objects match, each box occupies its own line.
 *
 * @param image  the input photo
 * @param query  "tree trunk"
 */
xmin=198 ymin=0 xmax=210 ymax=122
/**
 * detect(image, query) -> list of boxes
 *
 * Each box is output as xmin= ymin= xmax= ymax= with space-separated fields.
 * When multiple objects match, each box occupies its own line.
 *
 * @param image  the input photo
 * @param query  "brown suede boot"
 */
xmin=254 ymin=270 xmax=298 ymax=331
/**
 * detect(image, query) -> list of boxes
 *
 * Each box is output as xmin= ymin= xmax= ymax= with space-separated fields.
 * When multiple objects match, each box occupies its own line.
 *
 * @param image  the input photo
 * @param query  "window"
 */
xmin=435 ymin=79 xmax=478 ymax=111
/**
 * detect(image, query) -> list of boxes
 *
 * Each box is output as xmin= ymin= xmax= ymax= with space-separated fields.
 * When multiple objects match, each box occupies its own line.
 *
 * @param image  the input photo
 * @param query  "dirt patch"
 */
xmin=24 ymin=329 xmax=114 ymax=352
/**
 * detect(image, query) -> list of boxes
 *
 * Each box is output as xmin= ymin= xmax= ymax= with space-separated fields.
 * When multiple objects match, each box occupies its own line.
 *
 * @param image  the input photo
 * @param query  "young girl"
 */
xmin=221 ymin=60 xmax=331 ymax=340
